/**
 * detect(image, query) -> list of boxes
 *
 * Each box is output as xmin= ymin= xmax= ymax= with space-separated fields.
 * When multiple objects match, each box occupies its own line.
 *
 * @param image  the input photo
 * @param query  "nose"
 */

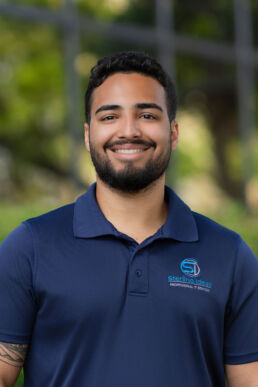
xmin=117 ymin=113 xmax=141 ymax=139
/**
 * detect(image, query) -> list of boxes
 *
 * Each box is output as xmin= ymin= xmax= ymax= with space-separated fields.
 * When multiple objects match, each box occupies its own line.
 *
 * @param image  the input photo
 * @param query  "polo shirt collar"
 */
xmin=161 ymin=186 xmax=198 ymax=242
xmin=73 ymin=183 xmax=198 ymax=242
xmin=73 ymin=183 xmax=115 ymax=238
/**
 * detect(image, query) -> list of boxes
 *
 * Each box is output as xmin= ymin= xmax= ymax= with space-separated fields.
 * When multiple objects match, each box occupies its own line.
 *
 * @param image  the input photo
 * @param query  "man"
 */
xmin=0 ymin=51 xmax=258 ymax=386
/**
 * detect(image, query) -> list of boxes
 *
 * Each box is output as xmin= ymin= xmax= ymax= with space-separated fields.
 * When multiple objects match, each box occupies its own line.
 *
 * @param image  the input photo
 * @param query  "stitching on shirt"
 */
xmin=225 ymin=349 xmax=258 ymax=357
xmin=0 ymin=331 xmax=30 ymax=343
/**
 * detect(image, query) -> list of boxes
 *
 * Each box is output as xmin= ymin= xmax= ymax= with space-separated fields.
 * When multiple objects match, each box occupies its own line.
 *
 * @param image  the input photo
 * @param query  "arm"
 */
xmin=0 ymin=342 xmax=28 ymax=387
xmin=225 ymin=362 xmax=258 ymax=387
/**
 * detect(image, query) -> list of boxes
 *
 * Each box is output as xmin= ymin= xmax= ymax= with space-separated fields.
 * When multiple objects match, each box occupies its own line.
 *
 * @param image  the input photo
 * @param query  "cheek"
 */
xmin=149 ymin=126 xmax=171 ymax=146
xmin=89 ymin=126 xmax=111 ymax=147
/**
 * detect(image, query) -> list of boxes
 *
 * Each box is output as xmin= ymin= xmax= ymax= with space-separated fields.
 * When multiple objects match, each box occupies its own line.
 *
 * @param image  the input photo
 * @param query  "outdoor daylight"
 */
xmin=0 ymin=0 xmax=257 ymax=386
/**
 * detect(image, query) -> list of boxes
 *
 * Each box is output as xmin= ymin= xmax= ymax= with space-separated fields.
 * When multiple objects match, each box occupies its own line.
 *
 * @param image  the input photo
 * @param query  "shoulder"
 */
xmin=192 ymin=211 xmax=257 ymax=265
xmin=25 ymin=202 xmax=74 ymax=226
xmin=191 ymin=211 xmax=245 ymax=263
xmin=1 ymin=202 xmax=75 ymax=244
xmin=24 ymin=202 xmax=75 ymax=235
xmin=192 ymin=211 xmax=240 ymax=242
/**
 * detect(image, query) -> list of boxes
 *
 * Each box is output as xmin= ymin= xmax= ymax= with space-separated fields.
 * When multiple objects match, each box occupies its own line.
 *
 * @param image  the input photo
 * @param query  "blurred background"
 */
xmin=0 ymin=1 xmax=257 ymax=384
xmin=0 ymin=2 xmax=258 ymax=236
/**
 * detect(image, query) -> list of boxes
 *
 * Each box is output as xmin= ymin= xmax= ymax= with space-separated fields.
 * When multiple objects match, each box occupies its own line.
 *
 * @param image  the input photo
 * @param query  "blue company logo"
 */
xmin=180 ymin=258 xmax=200 ymax=277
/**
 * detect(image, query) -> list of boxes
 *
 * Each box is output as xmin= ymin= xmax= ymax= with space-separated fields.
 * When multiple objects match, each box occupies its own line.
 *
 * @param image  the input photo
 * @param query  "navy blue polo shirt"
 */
xmin=0 ymin=183 xmax=258 ymax=386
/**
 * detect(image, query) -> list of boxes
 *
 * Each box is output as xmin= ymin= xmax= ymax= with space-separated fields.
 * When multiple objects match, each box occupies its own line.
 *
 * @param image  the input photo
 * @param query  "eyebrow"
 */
xmin=95 ymin=105 xmax=121 ymax=115
xmin=136 ymin=103 xmax=163 ymax=112
xmin=95 ymin=102 xmax=163 ymax=116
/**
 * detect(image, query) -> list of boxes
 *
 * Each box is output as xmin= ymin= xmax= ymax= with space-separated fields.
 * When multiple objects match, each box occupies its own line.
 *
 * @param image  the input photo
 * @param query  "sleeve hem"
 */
xmin=225 ymin=351 xmax=258 ymax=364
xmin=0 ymin=332 xmax=31 ymax=344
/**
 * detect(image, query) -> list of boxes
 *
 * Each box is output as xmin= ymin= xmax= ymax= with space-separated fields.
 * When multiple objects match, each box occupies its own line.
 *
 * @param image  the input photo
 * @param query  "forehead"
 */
xmin=90 ymin=72 xmax=167 ymax=111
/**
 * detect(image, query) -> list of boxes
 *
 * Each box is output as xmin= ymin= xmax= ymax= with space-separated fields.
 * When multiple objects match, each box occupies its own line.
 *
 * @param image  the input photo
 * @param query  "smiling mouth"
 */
xmin=107 ymin=142 xmax=152 ymax=154
xmin=113 ymin=148 xmax=147 ymax=154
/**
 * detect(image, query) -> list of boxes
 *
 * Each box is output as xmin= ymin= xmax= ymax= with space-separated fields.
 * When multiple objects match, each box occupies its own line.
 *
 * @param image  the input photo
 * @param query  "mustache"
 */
xmin=104 ymin=139 xmax=156 ymax=150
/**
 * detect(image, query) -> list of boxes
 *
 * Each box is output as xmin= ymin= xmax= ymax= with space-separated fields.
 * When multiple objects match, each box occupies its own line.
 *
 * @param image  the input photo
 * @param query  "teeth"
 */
xmin=115 ymin=149 xmax=144 ymax=154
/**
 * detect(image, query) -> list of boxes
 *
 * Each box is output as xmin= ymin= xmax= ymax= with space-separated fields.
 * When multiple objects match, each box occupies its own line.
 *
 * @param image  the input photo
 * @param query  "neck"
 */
xmin=95 ymin=176 xmax=168 ymax=244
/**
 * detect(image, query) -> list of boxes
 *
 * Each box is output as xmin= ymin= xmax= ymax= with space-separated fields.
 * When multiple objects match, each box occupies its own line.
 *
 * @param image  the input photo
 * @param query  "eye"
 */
xmin=140 ymin=113 xmax=156 ymax=120
xmin=101 ymin=115 xmax=117 ymax=121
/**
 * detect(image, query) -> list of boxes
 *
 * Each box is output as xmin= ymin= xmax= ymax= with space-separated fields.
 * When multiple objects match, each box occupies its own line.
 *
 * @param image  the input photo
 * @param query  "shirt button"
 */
xmin=135 ymin=269 xmax=142 ymax=277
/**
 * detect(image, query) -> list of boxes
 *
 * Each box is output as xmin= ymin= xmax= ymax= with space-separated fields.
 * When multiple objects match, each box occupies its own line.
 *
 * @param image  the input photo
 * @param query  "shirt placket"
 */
xmin=127 ymin=243 xmax=149 ymax=296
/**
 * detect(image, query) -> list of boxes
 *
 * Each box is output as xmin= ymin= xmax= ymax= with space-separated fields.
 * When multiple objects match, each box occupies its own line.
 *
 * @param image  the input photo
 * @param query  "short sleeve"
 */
xmin=224 ymin=238 xmax=258 ymax=364
xmin=0 ymin=223 xmax=37 ymax=344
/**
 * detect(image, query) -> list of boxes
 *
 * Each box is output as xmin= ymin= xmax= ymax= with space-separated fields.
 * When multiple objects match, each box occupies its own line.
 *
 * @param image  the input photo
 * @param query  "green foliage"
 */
xmin=174 ymin=0 xmax=234 ymax=42
xmin=78 ymin=0 xmax=131 ymax=21
xmin=8 ymin=0 xmax=61 ymax=10
xmin=0 ymin=18 xmax=68 ymax=179
xmin=207 ymin=203 xmax=258 ymax=257
xmin=15 ymin=369 xmax=24 ymax=387
xmin=0 ymin=3 xmax=257 ymax=385
xmin=1 ymin=0 xmax=257 ymax=202
xmin=113 ymin=0 xmax=155 ymax=27
xmin=0 ymin=201 xmax=57 ymax=242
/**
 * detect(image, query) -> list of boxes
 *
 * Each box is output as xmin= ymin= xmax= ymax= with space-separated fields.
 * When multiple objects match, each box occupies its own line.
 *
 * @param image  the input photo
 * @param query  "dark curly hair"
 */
xmin=84 ymin=51 xmax=177 ymax=124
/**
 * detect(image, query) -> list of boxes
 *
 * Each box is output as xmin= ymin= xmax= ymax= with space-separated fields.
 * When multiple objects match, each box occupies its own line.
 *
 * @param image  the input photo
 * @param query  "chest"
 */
xmin=34 ymin=237 xmax=231 ymax=333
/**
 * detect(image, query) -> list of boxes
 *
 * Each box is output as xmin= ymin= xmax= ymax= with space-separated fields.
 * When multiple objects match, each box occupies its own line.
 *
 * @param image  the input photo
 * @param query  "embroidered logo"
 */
xmin=168 ymin=258 xmax=213 ymax=293
xmin=180 ymin=258 xmax=200 ymax=277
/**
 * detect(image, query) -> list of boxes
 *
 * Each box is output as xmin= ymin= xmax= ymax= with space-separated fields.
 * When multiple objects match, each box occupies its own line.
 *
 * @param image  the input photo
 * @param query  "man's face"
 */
xmin=84 ymin=72 xmax=178 ymax=193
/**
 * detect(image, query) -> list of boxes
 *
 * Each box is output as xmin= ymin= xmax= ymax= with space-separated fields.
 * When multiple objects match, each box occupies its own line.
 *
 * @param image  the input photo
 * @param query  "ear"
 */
xmin=171 ymin=120 xmax=179 ymax=151
xmin=84 ymin=123 xmax=90 ymax=152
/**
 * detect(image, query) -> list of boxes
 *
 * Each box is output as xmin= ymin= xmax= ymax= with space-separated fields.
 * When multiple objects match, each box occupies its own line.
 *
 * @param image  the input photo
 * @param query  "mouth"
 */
xmin=112 ymin=147 xmax=148 ymax=154
xmin=107 ymin=142 xmax=153 ymax=152
xmin=106 ymin=143 xmax=153 ymax=160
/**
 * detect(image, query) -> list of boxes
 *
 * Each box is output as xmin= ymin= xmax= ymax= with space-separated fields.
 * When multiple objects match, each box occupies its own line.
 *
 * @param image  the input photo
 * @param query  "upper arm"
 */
xmin=0 ymin=341 xmax=28 ymax=386
xmin=0 ymin=223 xmax=36 ymax=345
xmin=224 ymin=239 xmax=258 ymax=365
xmin=225 ymin=362 xmax=258 ymax=387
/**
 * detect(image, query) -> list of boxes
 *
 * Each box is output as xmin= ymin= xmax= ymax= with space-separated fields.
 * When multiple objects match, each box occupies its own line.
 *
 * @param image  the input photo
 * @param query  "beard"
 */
xmin=89 ymin=136 xmax=172 ymax=193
